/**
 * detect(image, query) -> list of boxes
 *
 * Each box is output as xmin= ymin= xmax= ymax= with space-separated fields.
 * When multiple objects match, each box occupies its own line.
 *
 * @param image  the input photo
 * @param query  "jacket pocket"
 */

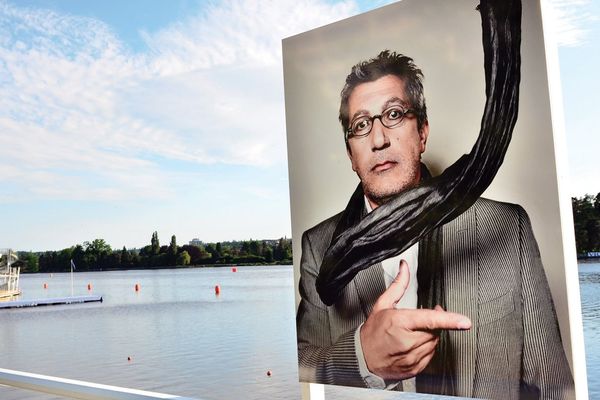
xmin=479 ymin=290 xmax=515 ymax=325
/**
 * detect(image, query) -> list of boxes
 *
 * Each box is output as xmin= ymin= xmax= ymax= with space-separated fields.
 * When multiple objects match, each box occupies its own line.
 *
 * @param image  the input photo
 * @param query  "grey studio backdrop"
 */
xmin=283 ymin=0 xmax=586 ymax=396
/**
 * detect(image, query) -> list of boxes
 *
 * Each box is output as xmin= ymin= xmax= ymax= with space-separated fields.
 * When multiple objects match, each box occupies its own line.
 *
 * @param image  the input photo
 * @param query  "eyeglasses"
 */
xmin=345 ymin=106 xmax=416 ymax=140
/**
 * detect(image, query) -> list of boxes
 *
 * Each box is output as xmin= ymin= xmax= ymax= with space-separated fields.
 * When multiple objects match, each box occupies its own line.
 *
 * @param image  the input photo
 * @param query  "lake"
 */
xmin=578 ymin=262 xmax=600 ymax=398
xmin=0 ymin=264 xmax=597 ymax=399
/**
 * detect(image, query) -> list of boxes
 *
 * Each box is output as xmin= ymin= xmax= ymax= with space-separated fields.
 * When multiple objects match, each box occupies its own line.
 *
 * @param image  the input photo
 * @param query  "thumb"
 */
xmin=373 ymin=259 xmax=410 ymax=312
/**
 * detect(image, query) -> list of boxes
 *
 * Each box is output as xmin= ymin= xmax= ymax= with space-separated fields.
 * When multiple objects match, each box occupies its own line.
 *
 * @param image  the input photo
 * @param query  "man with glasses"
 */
xmin=296 ymin=50 xmax=574 ymax=398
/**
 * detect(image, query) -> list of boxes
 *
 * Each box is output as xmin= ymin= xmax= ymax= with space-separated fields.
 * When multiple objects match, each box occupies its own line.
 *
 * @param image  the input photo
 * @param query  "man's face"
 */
xmin=346 ymin=74 xmax=429 ymax=208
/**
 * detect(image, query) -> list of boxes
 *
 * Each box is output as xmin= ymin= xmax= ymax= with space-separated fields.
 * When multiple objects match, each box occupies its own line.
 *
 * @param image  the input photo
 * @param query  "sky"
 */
xmin=0 ymin=0 xmax=597 ymax=252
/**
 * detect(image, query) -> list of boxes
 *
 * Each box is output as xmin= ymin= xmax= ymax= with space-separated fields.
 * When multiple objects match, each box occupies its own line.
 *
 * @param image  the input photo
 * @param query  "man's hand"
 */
xmin=360 ymin=260 xmax=471 ymax=380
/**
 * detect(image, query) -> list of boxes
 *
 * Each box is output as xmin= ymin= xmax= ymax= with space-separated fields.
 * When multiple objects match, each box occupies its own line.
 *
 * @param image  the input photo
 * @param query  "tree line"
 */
xmin=15 ymin=232 xmax=292 ymax=273
xmin=572 ymin=193 xmax=600 ymax=256
xmin=13 ymin=192 xmax=600 ymax=273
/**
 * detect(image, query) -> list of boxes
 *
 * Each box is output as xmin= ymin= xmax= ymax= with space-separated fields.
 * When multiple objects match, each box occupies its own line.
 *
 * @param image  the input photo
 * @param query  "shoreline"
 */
xmin=19 ymin=263 xmax=293 ymax=274
xmin=578 ymin=258 xmax=600 ymax=264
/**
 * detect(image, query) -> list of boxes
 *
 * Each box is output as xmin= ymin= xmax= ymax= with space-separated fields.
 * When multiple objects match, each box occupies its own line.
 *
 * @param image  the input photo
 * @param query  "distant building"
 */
xmin=189 ymin=238 xmax=203 ymax=247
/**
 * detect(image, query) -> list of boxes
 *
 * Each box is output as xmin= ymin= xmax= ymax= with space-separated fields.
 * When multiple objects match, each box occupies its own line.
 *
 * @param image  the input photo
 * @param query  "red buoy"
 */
xmin=135 ymin=283 xmax=140 ymax=292
xmin=231 ymin=267 xmax=237 ymax=272
xmin=87 ymin=283 xmax=92 ymax=291
xmin=43 ymin=283 xmax=48 ymax=289
xmin=215 ymin=285 xmax=221 ymax=295
xmin=267 ymin=370 xmax=272 ymax=377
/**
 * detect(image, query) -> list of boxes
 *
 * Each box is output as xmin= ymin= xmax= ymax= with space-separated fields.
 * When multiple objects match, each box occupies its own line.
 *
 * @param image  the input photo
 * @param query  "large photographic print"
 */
xmin=284 ymin=0 xmax=585 ymax=398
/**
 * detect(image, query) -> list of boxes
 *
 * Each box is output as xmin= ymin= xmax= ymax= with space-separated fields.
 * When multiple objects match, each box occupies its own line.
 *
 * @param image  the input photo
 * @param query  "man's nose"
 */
xmin=370 ymin=118 xmax=390 ymax=151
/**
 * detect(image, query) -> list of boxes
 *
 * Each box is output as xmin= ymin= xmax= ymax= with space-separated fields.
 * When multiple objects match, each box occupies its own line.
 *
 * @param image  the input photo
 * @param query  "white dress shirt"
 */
xmin=354 ymin=196 xmax=419 ymax=391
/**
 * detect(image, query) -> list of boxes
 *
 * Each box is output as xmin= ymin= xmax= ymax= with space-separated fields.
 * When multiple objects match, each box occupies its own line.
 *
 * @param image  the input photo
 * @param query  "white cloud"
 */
xmin=143 ymin=0 xmax=357 ymax=73
xmin=3 ymin=0 xmax=594 ymax=204
xmin=0 ymin=0 xmax=358 ymax=202
xmin=545 ymin=0 xmax=596 ymax=46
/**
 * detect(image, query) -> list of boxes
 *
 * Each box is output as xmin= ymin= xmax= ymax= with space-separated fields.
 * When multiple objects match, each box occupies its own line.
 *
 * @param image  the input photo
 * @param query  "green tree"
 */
xmin=121 ymin=246 xmax=132 ymax=267
xmin=130 ymin=250 xmax=141 ymax=267
xmin=177 ymin=250 xmax=191 ymax=266
xmin=139 ymin=245 xmax=152 ymax=257
xmin=151 ymin=231 xmax=160 ymax=255
xmin=20 ymin=252 xmax=39 ymax=273
xmin=572 ymin=194 xmax=600 ymax=254
xmin=249 ymin=239 xmax=260 ymax=256
xmin=205 ymin=244 xmax=217 ymax=262
xmin=87 ymin=239 xmax=112 ymax=254
xmin=264 ymin=247 xmax=273 ymax=263
xmin=57 ymin=248 xmax=74 ymax=271
xmin=274 ymin=237 xmax=292 ymax=261
xmin=38 ymin=252 xmax=54 ymax=273
xmin=107 ymin=251 xmax=121 ymax=269
xmin=168 ymin=235 xmax=178 ymax=264
xmin=72 ymin=245 xmax=85 ymax=270
xmin=241 ymin=241 xmax=250 ymax=255
xmin=83 ymin=239 xmax=112 ymax=270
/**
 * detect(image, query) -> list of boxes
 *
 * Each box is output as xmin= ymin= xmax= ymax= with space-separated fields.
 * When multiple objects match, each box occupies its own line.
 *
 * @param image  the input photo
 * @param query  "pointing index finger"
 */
xmin=401 ymin=309 xmax=472 ymax=331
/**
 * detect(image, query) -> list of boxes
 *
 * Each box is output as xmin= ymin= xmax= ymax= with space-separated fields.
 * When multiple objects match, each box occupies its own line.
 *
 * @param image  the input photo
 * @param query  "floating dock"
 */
xmin=0 ymin=295 xmax=102 ymax=309
xmin=0 ymin=289 xmax=21 ymax=299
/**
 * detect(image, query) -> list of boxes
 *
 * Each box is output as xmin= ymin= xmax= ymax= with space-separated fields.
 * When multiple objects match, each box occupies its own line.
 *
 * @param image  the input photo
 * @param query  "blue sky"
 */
xmin=0 ymin=0 xmax=597 ymax=252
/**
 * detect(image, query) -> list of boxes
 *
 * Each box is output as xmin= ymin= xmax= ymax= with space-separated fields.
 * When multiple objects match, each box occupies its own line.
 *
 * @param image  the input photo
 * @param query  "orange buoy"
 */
xmin=87 ymin=283 xmax=92 ymax=291
xmin=134 ymin=283 xmax=140 ymax=292
xmin=43 ymin=283 xmax=48 ymax=289
xmin=267 ymin=370 xmax=272 ymax=377
xmin=231 ymin=267 xmax=237 ymax=272
xmin=215 ymin=285 xmax=221 ymax=295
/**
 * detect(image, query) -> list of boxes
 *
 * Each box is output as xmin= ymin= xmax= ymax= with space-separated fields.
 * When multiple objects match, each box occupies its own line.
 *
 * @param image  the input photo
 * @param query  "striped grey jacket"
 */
xmin=296 ymin=198 xmax=574 ymax=399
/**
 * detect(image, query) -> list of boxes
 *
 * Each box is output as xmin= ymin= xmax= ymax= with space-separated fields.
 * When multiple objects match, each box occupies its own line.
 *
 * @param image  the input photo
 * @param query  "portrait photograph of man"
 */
xmin=283 ymin=0 xmax=585 ymax=399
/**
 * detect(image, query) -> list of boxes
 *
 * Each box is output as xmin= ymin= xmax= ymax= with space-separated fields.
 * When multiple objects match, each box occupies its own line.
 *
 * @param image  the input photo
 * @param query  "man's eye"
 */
xmin=386 ymin=108 xmax=403 ymax=120
xmin=354 ymin=119 xmax=370 ymax=131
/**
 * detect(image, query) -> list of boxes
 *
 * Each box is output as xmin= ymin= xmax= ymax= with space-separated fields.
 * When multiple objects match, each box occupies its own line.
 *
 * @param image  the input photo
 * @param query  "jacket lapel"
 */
xmin=354 ymin=262 xmax=385 ymax=318
xmin=442 ymin=206 xmax=479 ymax=398
xmin=333 ymin=184 xmax=386 ymax=318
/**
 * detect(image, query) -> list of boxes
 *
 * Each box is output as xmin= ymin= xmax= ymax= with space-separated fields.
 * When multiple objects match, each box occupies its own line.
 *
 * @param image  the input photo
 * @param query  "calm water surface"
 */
xmin=578 ymin=262 xmax=600 ymax=398
xmin=0 ymin=264 xmax=598 ymax=399
xmin=0 ymin=266 xmax=299 ymax=400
